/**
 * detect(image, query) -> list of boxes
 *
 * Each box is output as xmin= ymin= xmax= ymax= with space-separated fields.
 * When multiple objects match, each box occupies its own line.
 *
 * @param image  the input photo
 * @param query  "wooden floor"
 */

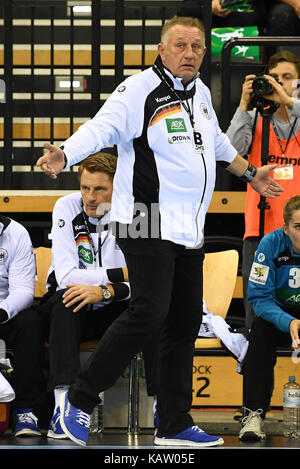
xmin=1 ymin=422 xmax=299 ymax=464
xmin=1 ymin=430 xmax=300 ymax=449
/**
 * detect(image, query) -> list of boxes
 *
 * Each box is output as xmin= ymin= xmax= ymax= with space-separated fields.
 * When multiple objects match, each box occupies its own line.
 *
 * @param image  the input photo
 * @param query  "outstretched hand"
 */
xmin=36 ymin=142 xmax=66 ymax=179
xmin=250 ymin=164 xmax=284 ymax=199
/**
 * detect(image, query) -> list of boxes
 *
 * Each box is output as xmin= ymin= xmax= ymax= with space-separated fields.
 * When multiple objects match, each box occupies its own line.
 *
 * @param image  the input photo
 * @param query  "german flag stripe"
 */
xmin=149 ymin=103 xmax=181 ymax=126
xmin=75 ymin=235 xmax=90 ymax=245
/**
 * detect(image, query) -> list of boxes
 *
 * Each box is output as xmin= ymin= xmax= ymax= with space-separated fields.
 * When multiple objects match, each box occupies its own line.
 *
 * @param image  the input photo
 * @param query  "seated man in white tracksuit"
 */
xmin=0 ymin=216 xmax=45 ymax=436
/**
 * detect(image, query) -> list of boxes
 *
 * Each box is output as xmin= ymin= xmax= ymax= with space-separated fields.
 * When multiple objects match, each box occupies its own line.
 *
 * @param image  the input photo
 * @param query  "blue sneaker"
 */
xmin=15 ymin=408 xmax=41 ymax=437
xmin=154 ymin=425 xmax=224 ymax=447
xmin=47 ymin=407 xmax=68 ymax=439
xmin=60 ymin=391 xmax=90 ymax=446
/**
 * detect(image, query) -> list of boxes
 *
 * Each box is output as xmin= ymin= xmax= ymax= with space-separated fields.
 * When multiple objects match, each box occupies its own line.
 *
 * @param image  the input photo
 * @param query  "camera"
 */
xmin=249 ymin=73 xmax=281 ymax=114
xmin=252 ymin=76 xmax=274 ymax=97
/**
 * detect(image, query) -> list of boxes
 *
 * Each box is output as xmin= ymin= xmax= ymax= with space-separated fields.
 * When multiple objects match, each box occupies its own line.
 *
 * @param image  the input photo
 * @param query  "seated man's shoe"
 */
xmin=60 ymin=391 xmax=90 ymax=446
xmin=15 ymin=408 xmax=41 ymax=437
xmin=154 ymin=411 xmax=159 ymax=436
xmin=154 ymin=425 xmax=224 ymax=447
xmin=239 ymin=408 xmax=266 ymax=441
xmin=47 ymin=407 xmax=68 ymax=439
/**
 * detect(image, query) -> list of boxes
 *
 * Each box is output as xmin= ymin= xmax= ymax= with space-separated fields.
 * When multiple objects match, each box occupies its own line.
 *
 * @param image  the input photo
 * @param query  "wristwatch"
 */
xmin=100 ymin=285 xmax=112 ymax=301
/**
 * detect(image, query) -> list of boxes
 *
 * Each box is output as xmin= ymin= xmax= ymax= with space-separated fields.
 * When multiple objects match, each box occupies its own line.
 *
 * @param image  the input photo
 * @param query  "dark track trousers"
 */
xmin=39 ymin=291 xmax=127 ymax=383
xmin=68 ymin=237 xmax=204 ymax=436
xmin=0 ymin=308 xmax=45 ymax=412
xmin=243 ymin=317 xmax=293 ymax=417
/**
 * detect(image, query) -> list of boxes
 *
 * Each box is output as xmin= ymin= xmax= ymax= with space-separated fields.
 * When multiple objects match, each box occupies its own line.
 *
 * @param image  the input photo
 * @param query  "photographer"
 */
xmin=227 ymin=50 xmax=300 ymax=329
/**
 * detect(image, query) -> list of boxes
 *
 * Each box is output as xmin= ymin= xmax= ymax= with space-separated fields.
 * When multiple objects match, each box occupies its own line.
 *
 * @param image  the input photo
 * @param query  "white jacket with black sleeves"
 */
xmin=61 ymin=56 xmax=237 ymax=248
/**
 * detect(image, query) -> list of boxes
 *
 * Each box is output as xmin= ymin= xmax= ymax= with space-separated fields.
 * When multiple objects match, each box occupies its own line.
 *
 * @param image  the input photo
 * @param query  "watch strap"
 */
xmin=240 ymin=163 xmax=257 ymax=183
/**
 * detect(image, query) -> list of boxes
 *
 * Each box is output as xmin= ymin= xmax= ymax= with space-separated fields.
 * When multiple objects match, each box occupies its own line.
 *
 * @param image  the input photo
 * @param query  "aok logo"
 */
xmin=286 ymin=294 xmax=300 ymax=304
xmin=166 ymin=118 xmax=187 ymax=133
xmin=78 ymin=245 xmax=93 ymax=264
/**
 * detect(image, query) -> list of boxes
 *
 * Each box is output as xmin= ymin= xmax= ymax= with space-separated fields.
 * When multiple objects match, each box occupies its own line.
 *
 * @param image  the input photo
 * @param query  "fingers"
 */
xmin=261 ymin=189 xmax=281 ymax=199
xmin=36 ymin=157 xmax=58 ymax=178
xmin=72 ymin=300 xmax=86 ymax=313
xmin=62 ymin=285 xmax=81 ymax=304
xmin=291 ymin=330 xmax=300 ymax=350
xmin=36 ymin=143 xmax=60 ymax=178
xmin=217 ymin=10 xmax=230 ymax=17
xmin=290 ymin=320 xmax=300 ymax=349
xmin=262 ymin=180 xmax=284 ymax=198
xmin=62 ymin=285 xmax=101 ymax=312
xmin=43 ymin=142 xmax=55 ymax=151
xmin=62 ymin=288 xmax=88 ymax=312
xmin=268 ymin=180 xmax=284 ymax=191
xmin=292 ymin=337 xmax=300 ymax=350
xmin=244 ymin=74 xmax=255 ymax=84
xmin=259 ymin=165 xmax=284 ymax=191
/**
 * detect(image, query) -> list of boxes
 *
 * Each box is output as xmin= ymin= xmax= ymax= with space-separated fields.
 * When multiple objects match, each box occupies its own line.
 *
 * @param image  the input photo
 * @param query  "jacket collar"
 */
xmin=0 ymin=215 xmax=11 ymax=236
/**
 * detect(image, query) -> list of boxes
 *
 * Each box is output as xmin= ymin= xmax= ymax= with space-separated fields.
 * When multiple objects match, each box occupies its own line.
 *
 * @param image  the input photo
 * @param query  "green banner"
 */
xmin=221 ymin=0 xmax=253 ymax=12
xmin=211 ymin=26 xmax=260 ymax=60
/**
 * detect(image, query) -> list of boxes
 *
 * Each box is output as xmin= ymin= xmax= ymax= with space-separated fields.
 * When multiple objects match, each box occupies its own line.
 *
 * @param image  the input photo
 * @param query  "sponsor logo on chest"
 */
xmin=165 ymin=118 xmax=187 ymax=133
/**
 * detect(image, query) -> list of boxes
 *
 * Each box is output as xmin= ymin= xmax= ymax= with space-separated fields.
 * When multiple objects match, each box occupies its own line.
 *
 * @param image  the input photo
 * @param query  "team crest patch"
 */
xmin=117 ymin=85 xmax=126 ymax=93
xmin=257 ymin=252 xmax=265 ymax=262
xmin=0 ymin=248 xmax=8 ymax=263
xmin=249 ymin=262 xmax=269 ymax=285
xmin=200 ymin=103 xmax=211 ymax=119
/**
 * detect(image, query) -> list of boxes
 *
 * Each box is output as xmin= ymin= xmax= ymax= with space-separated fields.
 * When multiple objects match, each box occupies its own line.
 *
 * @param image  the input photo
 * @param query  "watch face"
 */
xmin=103 ymin=288 xmax=111 ymax=300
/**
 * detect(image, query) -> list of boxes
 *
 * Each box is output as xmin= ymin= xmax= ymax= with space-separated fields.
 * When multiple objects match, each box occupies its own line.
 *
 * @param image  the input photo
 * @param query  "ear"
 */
xmin=283 ymin=223 xmax=288 ymax=235
xmin=158 ymin=42 xmax=164 ymax=58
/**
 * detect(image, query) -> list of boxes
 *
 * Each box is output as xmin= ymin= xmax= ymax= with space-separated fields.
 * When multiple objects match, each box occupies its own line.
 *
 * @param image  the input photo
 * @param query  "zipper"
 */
xmin=194 ymin=152 xmax=207 ymax=247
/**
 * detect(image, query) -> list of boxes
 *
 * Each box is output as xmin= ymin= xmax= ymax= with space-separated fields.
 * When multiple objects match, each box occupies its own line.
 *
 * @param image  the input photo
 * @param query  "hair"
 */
xmin=283 ymin=195 xmax=300 ymax=225
xmin=160 ymin=16 xmax=205 ymax=44
xmin=77 ymin=152 xmax=117 ymax=181
xmin=267 ymin=50 xmax=300 ymax=78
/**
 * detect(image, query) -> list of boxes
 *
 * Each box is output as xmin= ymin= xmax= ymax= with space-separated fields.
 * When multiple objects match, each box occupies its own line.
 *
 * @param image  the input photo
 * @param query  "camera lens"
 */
xmin=252 ymin=76 xmax=273 ymax=97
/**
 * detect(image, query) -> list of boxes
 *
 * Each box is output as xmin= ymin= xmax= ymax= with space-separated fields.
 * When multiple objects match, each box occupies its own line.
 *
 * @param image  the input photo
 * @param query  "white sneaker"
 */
xmin=239 ymin=408 xmax=266 ymax=441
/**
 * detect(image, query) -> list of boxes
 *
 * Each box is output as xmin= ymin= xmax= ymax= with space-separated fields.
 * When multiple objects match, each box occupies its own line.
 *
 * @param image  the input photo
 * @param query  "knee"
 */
xmin=10 ymin=309 xmax=44 ymax=345
xmin=249 ymin=317 xmax=275 ymax=346
xmin=128 ymin=299 xmax=166 ymax=332
xmin=51 ymin=290 xmax=74 ymax=318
